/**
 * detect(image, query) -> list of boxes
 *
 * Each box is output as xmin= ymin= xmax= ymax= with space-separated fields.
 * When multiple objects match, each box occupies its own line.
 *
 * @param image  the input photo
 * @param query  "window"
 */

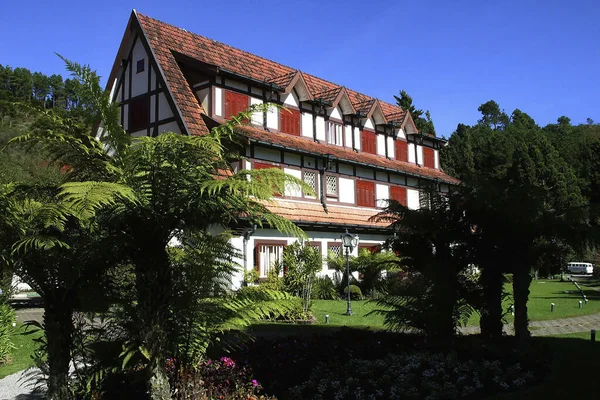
xmin=356 ymin=180 xmax=375 ymax=207
xmin=303 ymin=171 xmax=317 ymax=196
xmin=327 ymin=242 xmax=342 ymax=269
xmin=255 ymin=242 xmax=285 ymax=278
xmin=280 ymin=108 xmax=300 ymax=136
xmin=395 ymin=140 xmax=408 ymax=162
xmin=224 ymin=91 xmax=249 ymax=119
xmin=327 ymin=121 xmax=343 ymax=146
xmin=326 ymin=175 xmax=338 ymax=197
xmin=390 ymin=185 xmax=407 ymax=206
xmin=423 ymin=147 xmax=435 ymax=169
xmin=128 ymin=95 xmax=149 ymax=133
xmin=136 ymin=59 xmax=145 ymax=74
xmin=361 ymin=130 xmax=376 ymax=154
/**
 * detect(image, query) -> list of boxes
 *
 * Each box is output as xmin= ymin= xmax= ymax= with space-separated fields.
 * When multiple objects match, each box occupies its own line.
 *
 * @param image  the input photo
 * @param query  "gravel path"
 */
xmin=0 ymin=369 xmax=44 ymax=400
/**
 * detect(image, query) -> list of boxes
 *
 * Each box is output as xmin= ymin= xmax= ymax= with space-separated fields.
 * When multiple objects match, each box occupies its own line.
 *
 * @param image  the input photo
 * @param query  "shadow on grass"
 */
xmin=491 ymin=336 xmax=600 ymax=399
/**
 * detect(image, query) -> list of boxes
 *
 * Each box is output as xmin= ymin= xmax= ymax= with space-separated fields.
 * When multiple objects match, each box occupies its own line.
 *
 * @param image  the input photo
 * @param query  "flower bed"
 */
xmin=231 ymin=329 xmax=551 ymax=400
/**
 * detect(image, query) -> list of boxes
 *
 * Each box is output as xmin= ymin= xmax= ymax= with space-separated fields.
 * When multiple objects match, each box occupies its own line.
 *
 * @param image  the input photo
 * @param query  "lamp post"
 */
xmin=341 ymin=229 xmax=359 ymax=316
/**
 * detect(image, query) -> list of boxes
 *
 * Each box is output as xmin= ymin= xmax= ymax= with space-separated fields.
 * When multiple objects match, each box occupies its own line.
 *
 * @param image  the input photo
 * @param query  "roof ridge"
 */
xmin=136 ymin=12 xmax=407 ymax=115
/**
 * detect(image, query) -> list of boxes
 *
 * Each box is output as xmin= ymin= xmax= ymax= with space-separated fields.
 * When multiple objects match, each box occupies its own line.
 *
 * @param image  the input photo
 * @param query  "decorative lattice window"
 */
xmin=327 ymin=243 xmax=342 ymax=269
xmin=326 ymin=175 xmax=338 ymax=197
xmin=303 ymin=171 xmax=317 ymax=195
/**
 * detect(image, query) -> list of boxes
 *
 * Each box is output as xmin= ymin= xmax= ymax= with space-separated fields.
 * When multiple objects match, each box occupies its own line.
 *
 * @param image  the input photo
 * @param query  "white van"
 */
xmin=566 ymin=262 xmax=593 ymax=274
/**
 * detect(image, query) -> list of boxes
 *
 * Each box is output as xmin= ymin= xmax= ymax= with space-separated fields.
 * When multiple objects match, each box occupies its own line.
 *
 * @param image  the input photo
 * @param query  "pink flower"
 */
xmin=252 ymin=379 xmax=258 ymax=387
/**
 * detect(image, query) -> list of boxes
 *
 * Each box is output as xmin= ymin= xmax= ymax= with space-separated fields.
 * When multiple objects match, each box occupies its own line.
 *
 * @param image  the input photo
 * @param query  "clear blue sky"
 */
xmin=1 ymin=0 xmax=599 ymax=137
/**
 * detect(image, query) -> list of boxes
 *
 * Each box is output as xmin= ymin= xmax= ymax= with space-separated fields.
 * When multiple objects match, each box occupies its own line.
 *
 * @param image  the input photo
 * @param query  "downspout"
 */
xmin=319 ymin=156 xmax=329 ymax=214
xmin=242 ymin=224 xmax=257 ymax=283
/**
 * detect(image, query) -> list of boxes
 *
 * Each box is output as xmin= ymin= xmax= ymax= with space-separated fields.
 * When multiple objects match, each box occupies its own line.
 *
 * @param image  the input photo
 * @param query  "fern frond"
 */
xmin=58 ymin=181 xmax=137 ymax=220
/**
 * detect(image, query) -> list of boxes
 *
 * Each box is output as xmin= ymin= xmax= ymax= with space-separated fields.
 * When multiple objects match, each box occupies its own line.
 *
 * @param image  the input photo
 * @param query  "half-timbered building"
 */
xmin=106 ymin=10 xmax=459 ymax=287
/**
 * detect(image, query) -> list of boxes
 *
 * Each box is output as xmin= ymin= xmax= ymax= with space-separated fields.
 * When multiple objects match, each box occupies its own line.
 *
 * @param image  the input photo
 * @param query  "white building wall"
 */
xmin=364 ymin=118 xmax=374 ymax=130
xmin=434 ymin=149 xmax=440 ymax=169
xmin=339 ymin=177 xmax=355 ymax=204
xmin=376 ymin=134 xmax=386 ymax=156
xmin=354 ymin=127 xmax=361 ymax=150
xmin=301 ymin=112 xmax=313 ymax=137
xmin=330 ymin=107 xmax=342 ymax=120
xmin=250 ymin=97 xmax=263 ymax=125
xmin=254 ymin=146 xmax=280 ymax=162
xmin=214 ymin=87 xmax=223 ymax=116
xmin=224 ymin=78 xmax=246 ymax=91
xmin=131 ymin=38 xmax=148 ymax=98
xmin=376 ymin=184 xmax=389 ymax=208
xmin=408 ymin=143 xmax=416 ymax=163
xmin=396 ymin=128 xmax=406 ymax=139
xmin=150 ymin=67 xmax=157 ymax=91
xmin=387 ymin=136 xmax=395 ymax=158
xmin=417 ymin=145 xmax=424 ymax=165
xmin=282 ymin=93 xmax=298 ymax=107
xmin=197 ymin=88 xmax=210 ymax=114
xmin=344 ymin=125 xmax=352 ymax=147
xmin=158 ymin=93 xmax=173 ymax=121
xmin=407 ymin=189 xmax=420 ymax=210
xmin=283 ymin=168 xmax=302 ymax=197
xmin=232 ymin=228 xmax=390 ymax=286
xmin=267 ymin=107 xmax=278 ymax=129
xmin=315 ymin=115 xmax=326 ymax=141
xmin=157 ymin=121 xmax=180 ymax=135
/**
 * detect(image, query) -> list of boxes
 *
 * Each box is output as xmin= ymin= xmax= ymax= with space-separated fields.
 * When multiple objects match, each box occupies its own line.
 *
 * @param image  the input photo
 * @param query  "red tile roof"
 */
xmin=136 ymin=13 xmax=414 ymax=129
xmin=262 ymin=199 xmax=388 ymax=228
xmin=134 ymin=12 xmax=457 ymax=186
xmin=231 ymin=123 xmax=460 ymax=185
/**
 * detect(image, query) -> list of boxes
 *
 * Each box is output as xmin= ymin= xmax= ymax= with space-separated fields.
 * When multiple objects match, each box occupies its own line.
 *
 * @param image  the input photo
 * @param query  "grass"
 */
xmin=492 ymin=335 xmax=600 ymax=399
xmin=0 ymin=324 xmax=41 ymax=379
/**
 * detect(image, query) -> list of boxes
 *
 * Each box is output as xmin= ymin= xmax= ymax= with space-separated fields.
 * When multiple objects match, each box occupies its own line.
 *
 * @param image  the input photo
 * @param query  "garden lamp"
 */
xmin=341 ymin=230 xmax=359 ymax=315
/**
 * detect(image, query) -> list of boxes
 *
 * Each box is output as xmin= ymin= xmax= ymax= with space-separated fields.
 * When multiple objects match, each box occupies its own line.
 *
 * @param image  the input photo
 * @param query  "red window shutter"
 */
xmin=356 ymin=180 xmax=375 ymax=207
xmin=253 ymin=162 xmax=281 ymax=196
xmin=361 ymin=131 xmax=376 ymax=155
xmin=423 ymin=147 xmax=435 ymax=168
xmin=253 ymin=162 xmax=277 ymax=170
xmin=395 ymin=140 xmax=408 ymax=162
xmin=390 ymin=186 xmax=407 ymax=206
xmin=279 ymin=109 xmax=300 ymax=136
xmin=224 ymin=91 xmax=249 ymax=119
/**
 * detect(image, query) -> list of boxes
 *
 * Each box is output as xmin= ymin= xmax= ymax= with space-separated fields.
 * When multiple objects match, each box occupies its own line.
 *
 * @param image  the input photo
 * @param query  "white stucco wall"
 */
xmin=157 ymin=121 xmax=180 ymax=135
xmin=434 ymin=149 xmax=440 ymax=169
xmin=354 ymin=127 xmax=361 ymax=150
xmin=254 ymin=146 xmax=280 ymax=162
xmin=339 ymin=177 xmax=355 ymax=203
xmin=417 ymin=145 xmax=424 ymax=165
xmin=301 ymin=112 xmax=313 ymax=137
xmin=407 ymin=189 xmax=420 ymax=210
xmin=283 ymin=167 xmax=302 ymax=197
xmin=282 ymin=92 xmax=299 ymax=107
xmin=344 ymin=125 xmax=352 ymax=147
xmin=214 ymin=87 xmax=223 ymax=116
xmin=330 ymin=107 xmax=342 ymax=120
xmin=387 ymin=136 xmax=395 ymax=158
xmin=363 ymin=118 xmax=374 ymax=130
xmin=250 ymin=97 xmax=263 ymax=125
xmin=408 ymin=143 xmax=416 ymax=163
xmin=315 ymin=116 xmax=326 ymax=141
xmin=158 ymin=92 xmax=173 ymax=121
xmin=376 ymin=184 xmax=389 ymax=208
xmin=131 ymin=38 xmax=149 ymax=98
xmin=376 ymin=134 xmax=386 ymax=156
xmin=266 ymin=107 xmax=278 ymax=129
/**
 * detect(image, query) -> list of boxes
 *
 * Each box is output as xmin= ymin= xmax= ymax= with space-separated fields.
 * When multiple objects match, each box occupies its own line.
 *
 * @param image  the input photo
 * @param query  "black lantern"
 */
xmin=341 ymin=230 xmax=359 ymax=315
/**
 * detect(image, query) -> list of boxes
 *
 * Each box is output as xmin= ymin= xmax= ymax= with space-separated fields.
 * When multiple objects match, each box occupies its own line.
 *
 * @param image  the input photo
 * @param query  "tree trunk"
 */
xmin=479 ymin=265 xmax=504 ymax=337
xmin=513 ymin=264 xmax=532 ymax=341
xmin=44 ymin=296 xmax=74 ymax=400
xmin=135 ymin=249 xmax=173 ymax=400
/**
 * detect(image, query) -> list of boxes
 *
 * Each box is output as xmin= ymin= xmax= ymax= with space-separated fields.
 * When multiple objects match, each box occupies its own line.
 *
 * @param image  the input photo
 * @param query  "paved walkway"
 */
xmin=460 ymin=312 xmax=600 ymax=336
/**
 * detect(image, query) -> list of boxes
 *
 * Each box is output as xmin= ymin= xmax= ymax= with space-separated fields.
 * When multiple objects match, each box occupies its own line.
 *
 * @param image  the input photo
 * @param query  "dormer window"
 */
xmin=327 ymin=121 xmax=343 ymax=146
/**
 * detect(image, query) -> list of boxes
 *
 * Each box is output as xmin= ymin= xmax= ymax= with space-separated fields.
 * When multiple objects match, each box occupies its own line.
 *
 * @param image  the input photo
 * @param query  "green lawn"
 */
xmin=492 ymin=335 xmax=600 ymax=399
xmin=310 ymin=279 xmax=600 ymax=329
xmin=0 ymin=324 xmax=41 ymax=379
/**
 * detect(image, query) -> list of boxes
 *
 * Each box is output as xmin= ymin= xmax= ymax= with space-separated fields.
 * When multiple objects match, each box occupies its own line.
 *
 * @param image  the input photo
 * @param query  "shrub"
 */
xmin=237 ymin=286 xmax=311 ymax=321
xmin=0 ymin=303 xmax=16 ymax=366
xmin=168 ymin=356 xmax=276 ymax=400
xmin=311 ymin=276 xmax=338 ymax=300
xmin=343 ymin=284 xmax=362 ymax=300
